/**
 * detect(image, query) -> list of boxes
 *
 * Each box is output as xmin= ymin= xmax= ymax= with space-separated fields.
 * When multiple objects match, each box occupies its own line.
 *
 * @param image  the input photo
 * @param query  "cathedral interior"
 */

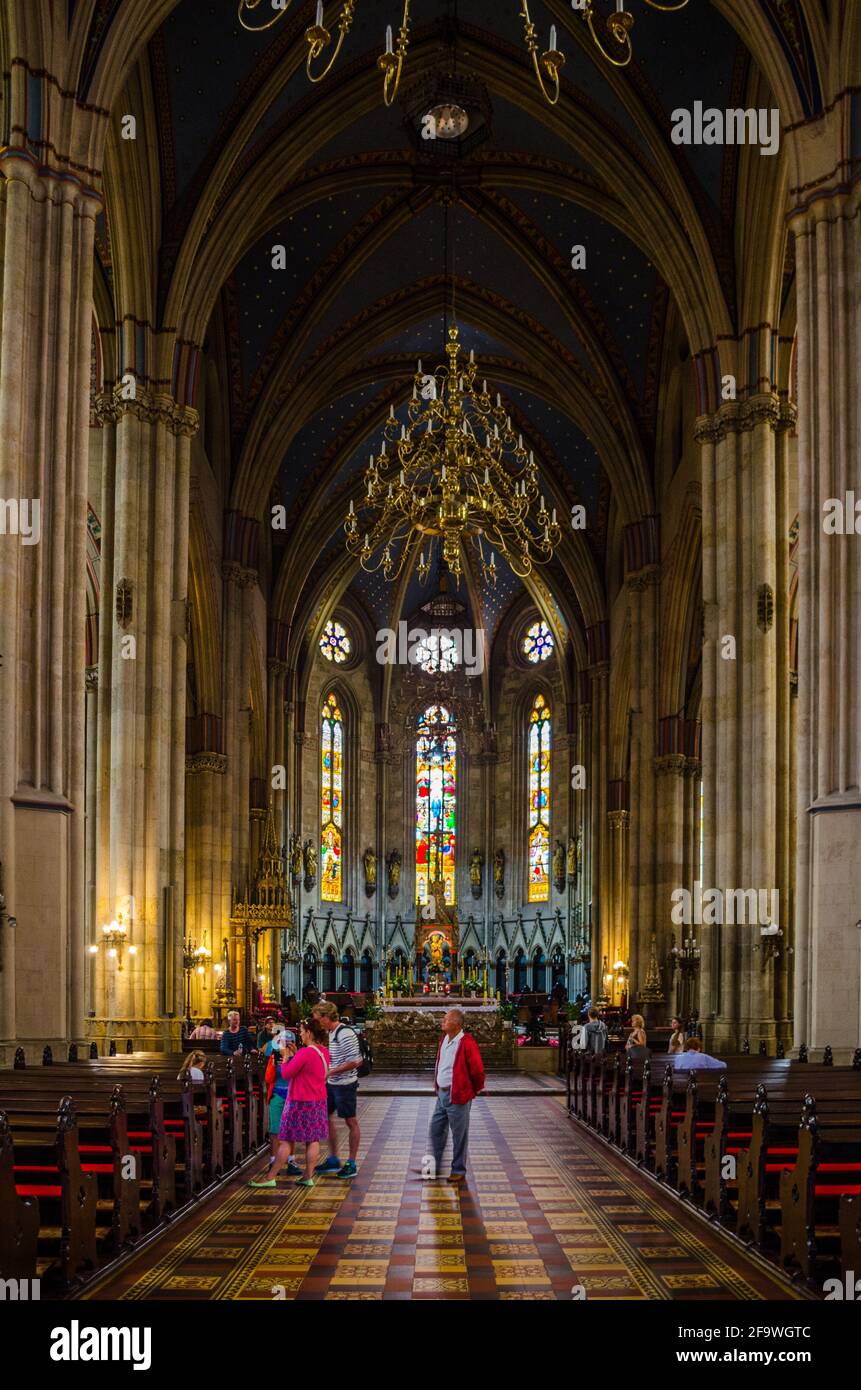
xmin=0 ymin=0 xmax=860 ymax=1319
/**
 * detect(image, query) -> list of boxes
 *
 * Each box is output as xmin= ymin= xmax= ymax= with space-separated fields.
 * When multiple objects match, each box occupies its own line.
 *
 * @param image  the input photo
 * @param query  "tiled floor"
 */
xmin=358 ymin=1071 xmax=566 ymax=1093
xmin=84 ymin=1095 xmax=803 ymax=1301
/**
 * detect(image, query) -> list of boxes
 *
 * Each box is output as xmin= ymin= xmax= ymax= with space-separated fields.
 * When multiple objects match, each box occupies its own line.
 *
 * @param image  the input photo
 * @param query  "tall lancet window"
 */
xmin=528 ymin=693 xmax=551 ymax=902
xmin=416 ymin=704 xmax=457 ymax=906
xmin=321 ymin=691 xmax=343 ymax=902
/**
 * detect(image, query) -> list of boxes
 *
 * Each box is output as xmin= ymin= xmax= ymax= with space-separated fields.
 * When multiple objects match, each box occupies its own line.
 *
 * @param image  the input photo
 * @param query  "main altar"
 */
xmin=370 ymin=878 xmax=510 ymax=1065
xmin=383 ymin=876 xmax=490 ymax=998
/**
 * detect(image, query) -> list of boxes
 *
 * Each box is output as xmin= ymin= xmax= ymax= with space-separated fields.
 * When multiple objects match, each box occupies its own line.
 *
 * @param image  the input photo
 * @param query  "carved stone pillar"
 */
xmin=0 ymin=122 xmax=101 ymax=1057
xmin=698 ymin=396 xmax=794 ymax=1052
xmin=92 ymin=385 xmax=197 ymax=1049
xmin=789 ymin=178 xmax=861 ymax=1060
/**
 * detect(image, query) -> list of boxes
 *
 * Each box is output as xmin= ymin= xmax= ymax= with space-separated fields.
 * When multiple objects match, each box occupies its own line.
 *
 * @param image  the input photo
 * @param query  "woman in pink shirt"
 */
xmin=250 ymin=1014 xmax=330 ymax=1188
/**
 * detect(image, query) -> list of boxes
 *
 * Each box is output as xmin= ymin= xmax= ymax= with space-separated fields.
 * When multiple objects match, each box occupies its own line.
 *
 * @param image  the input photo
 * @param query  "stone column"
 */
xmin=789 ymin=179 xmax=861 ymax=1060
xmin=0 ymin=129 xmax=102 ymax=1059
xmin=625 ymin=546 xmax=661 ymax=1001
xmin=92 ymin=386 xmax=197 ymax=1050
xmin=586 ymin=629 xmax=609 ymax=1003
xmin=698 ymin=396 xmax=794 ymax=1052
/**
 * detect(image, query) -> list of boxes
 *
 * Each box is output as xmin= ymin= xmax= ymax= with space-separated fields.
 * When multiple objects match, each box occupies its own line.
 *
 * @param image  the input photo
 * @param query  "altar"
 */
xmin=365 ymin=995 xmax=514 ymax=1070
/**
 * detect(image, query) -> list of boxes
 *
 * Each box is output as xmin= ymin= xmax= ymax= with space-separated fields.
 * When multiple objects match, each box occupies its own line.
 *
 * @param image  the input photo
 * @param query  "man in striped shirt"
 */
xmin=312 ymin=1000 xmax=362 ymax=1179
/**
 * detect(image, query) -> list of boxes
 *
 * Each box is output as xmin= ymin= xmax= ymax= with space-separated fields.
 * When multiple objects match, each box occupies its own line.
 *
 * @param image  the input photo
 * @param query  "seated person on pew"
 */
xmin=178 ymin=1050 xmax=207 ymax=1082
xmin=189 ymin=1017 xmax=221 ymax=1041
xmin=219 ymin=1010 xmax=257 ymax=1056
xmin=668 ymin=1017 xmax=686 ymax=1054
xmin=672 ymin=1037 xmax=726 ymax=1070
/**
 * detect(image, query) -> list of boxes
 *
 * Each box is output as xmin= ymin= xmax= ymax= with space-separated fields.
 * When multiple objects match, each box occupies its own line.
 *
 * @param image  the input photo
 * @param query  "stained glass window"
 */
xmin=319 ymin=620 xmax=351 ymax=663
xmin=522 ymin=621 xmax=554 ymax=664
xmin=415 ymin=704 xmax=457 ymax=906
xmin=528 ymin=693 xmax=551 ymax=902
xmin=414 ymin=630 xmax=459 ymax=674
xmin=321 ymin=692 xmax=343 ymax=901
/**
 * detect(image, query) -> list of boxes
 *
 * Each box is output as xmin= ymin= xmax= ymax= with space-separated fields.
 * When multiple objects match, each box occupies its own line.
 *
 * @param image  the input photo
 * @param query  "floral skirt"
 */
xmin=279 ymin=1098 xmax=329 ymax=1144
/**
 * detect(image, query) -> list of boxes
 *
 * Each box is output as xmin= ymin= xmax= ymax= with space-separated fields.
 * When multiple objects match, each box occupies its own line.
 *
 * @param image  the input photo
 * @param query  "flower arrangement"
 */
xmin=390 ymin=973 xmax=410 ymax=995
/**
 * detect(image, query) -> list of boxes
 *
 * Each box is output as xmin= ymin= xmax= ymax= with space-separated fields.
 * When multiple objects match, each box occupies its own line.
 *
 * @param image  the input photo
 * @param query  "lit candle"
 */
xmin=549 ymin=24 xmax=557 ymax=50
xmin=316 ymin=0 xmax=323 ymax=25
xmin=385 ymin=24 xmax=393 ymax=52
xmin=399 ymin=469 xmax=404 ymax=485
xmin=417 ymin=358 xmax=422 ymax=373
xmin=348 ymin=499 xmax=354 ymax=514
xmin=363 ymin=533 xmax=369 ymax=547
xmin=617 ymin=0 xmax=624 ymax=11
xmin=482 ymin=379 xmax=487 ymax=394
xmin=496 ymin=393 xmax=501 ymax=408
xmin=469 ymin=349 xmax=475 ymax=363
xmin=484 ymin=467 xmax=490 ymax=484
xmin=552 ymin=507 xmax=557 ymax=524
xmin=540 ymin=494 xmax=545 ymax=510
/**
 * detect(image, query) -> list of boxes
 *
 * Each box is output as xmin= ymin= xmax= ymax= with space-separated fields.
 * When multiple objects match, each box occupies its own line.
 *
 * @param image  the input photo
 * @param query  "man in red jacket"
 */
xmin=428 ymin=1007 xmax=485 ymax=1184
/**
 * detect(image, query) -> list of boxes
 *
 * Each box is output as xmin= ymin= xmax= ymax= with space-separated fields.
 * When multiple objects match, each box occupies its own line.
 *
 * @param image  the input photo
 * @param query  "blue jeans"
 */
xmin=428 ymin=1088 xmax=471 ymax=1176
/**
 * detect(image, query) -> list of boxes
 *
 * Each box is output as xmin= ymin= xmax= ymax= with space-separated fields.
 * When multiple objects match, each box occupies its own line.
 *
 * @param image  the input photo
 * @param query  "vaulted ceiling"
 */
xmin=89 ymin=0 xmax=808 ymax=652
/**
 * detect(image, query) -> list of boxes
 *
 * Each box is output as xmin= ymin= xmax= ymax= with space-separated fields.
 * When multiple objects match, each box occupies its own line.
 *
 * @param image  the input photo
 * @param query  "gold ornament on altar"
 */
xmin=343 ymin=324 xmax=562 ymax=587
xmin=237 ymin=1 xmax=688 ymax=107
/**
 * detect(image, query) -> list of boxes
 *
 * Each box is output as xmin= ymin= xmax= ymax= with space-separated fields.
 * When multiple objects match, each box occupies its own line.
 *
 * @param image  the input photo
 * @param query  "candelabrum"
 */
xmin=237 ymin=1 xmax=689 ymax=107
xmin=668 ymin=931 xmax=700 ymax=1019
xmin=182 ymin=937 xmax=212 ymax=1022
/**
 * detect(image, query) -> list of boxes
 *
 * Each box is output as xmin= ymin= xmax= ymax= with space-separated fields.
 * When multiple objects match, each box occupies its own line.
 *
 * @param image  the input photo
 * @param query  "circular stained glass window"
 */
xmin=319 ymin=620 xmax=351 ymax=664
xmin=522 ymin=621 xmax=554 ymax=664
xmin=414 ymin=630 xmax=459 ymax=674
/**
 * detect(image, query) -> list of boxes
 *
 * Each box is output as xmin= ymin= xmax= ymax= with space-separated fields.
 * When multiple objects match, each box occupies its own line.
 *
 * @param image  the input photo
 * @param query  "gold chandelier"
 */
xmin=342 ymin=324 xmax=562 ymax=586
xmin=237 ymin=0 xmax=689 ymax=107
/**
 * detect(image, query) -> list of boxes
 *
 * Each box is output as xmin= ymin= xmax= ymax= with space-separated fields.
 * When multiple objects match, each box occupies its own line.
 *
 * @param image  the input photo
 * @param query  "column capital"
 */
xmin=626 ymin=565 xmax=661 ymax=592
xmin=607 ymin=810 xmax=629 ymax=829
xmin=185 ymin=752 xmax=227 ymax=775
xmin=221 ymin=561 xmax=258 ymax=590
xmin=654 ymin=754 xmax=687 ymax=778
xmin=94 ymin=386 xmax=199 ymax=437
xmin=694 ymin=393 xmax=796 ymax=443
xmin=85 ymin=665 xmax=99 ymax=692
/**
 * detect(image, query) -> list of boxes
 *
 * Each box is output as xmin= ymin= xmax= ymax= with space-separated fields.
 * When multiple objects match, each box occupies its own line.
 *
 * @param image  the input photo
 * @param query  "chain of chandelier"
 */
xmin=238 ymin=0 xmax=689 ymax=107
xmin=342 ymin=324 xmax=562 ymax=587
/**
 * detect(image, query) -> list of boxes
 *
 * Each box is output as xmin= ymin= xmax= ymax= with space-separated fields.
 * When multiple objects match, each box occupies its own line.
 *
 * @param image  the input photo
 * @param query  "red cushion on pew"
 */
xmin=14 ymin=1165 xmax=59 ymax=1173
xmin=79 ymin=1145 xmax=113 ymax=1154
xmin=16 ymin=1185 xmax=61 ymax=1197
xmin=766 ymin=1164 xmax=796 ymax=1172
xmin=82 ymin=1164 xmax=114 ymax=1174
xmin=129 ymin=1146 xmax=152 ymax=1153
xmin=818 ymin=1163 xmax=861 ymax=1172
xmin=127 ymin=1131 xmax=154 ymax=1139
xmin=728 ymin=1132 xmax=753 ymax=1138
xmin=815 ymin=1185 xmax=861 ymax=1196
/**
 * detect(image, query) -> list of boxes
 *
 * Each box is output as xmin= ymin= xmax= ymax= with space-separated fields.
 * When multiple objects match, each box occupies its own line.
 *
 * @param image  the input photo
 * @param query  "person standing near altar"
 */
xmin=428 ymin=1008 xmax=485 ymax=1184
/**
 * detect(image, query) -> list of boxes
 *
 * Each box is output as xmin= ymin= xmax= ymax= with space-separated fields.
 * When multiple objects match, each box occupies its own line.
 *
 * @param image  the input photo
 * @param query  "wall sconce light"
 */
xmin=91 ymin=913 xmax=135 ymax=971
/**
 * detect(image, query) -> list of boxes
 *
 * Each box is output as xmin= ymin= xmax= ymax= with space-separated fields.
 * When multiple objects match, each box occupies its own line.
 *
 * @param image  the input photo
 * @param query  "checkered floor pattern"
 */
xmin=84 ymin=1096 xmax=802 ymax=1301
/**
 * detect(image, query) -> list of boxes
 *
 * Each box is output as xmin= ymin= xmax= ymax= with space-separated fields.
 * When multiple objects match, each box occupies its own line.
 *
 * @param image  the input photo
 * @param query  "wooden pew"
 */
xmin=779 ymin=1094 xmax=861 ymax=1281
xmin=4 ymin=1097 xmax=98 ymax=1286
xmin=0 ymin=1110 xmax=39 ymax=1279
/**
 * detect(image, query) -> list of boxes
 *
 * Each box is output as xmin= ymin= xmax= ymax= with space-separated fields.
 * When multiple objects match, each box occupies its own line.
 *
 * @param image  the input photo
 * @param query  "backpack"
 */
xmin=335 ymin=1023 xmax=373 ymax=1078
